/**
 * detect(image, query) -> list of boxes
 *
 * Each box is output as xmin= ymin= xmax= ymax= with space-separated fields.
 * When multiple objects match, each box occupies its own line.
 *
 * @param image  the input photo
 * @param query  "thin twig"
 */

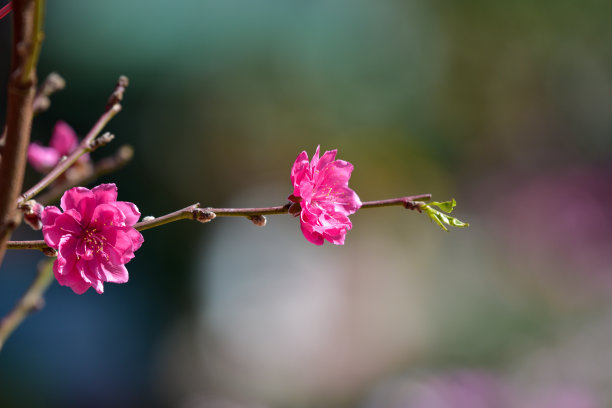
xmin=6 ymin=194 xmax=432 ymax=251
xmin=36 ymin=145 xmax=134 ymax=205
xmin=0 ymin=258 xmax=54 ymax=351
xmin=0 ymin=2 xmax=13 ymax=20
xmin=32 ymin=72 xmax=65 ymax=115
xmin=18 ymin=76 xmax=128 ymax=205
xmin=0 ymin=0 xmax=46 ymax=267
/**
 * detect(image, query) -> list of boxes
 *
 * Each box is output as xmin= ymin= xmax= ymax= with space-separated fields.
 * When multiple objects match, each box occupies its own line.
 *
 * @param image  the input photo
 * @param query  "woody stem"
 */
xmin=5 ymin=194 xmax=432 ymax=251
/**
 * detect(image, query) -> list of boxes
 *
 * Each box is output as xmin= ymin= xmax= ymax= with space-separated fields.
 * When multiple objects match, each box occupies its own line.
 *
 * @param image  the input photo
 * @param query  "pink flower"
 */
xmin=41 ymin=183 xmax=144 ymax=294
xmin=289 ymin=146 xmax=362 ymax=245
xmin=28 ymin=121 xmax=89 ymax=173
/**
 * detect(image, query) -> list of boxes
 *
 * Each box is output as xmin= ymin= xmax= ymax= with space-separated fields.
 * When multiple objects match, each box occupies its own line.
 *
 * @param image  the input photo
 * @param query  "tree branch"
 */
xmin=0 ymin=0 xmax=45 ymax=267
xmin=0 ymin=258 xmax=54 ymax=351
xmin=35 ymin=145 xmax=134 ymax=205
xmin=32 ymin=71 xmax=65 ymax=115
xmin=6 ymin=194 xmax=432 ymax=251
xmin=18 ymin=76 xmax=128 ymax=205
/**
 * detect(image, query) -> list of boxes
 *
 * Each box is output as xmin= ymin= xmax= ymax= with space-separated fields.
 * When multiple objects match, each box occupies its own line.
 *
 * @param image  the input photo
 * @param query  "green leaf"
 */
xmin=420 ymin=199 xmax=469 ymax=232
xmin=429 ymin=198 xmax=456 ymax=213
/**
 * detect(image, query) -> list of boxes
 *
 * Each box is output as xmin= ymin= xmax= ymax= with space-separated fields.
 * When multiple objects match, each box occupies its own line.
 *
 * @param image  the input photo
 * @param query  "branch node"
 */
xmin=88 ymin=132 xmax=115 ymax=151
xmin=193 ymin=208 xmax=216 ymax=223
xmin=105 ymin=75 xmax=129 ymax=111
xmin=42 ymin=247 xmax=57 ymax=257
xmin=248 ymin=215 xmax=267 ymax=227
xmin=404 ymin=200 xmax=423 ymax=212
xmin=33 ymin=72 xmax=66 ymax=115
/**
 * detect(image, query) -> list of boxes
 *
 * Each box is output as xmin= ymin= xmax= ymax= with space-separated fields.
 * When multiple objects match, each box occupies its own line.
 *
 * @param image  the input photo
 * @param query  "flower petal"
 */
xmin=50 ymin=121 xmax=78 ymax=155
xmin=91 ymin=203 xmax=127 ymax=229
xmin=100 ymin=262 xmax=129 ymax=284
xmin=42 ymin=211 xmax=82 ymax=248
xmin=41 ymin=206 xmax=62 ymax=229
xmin=92 ymin=183 xmax=118 ymax=205
xmin=300 ymin=220 xmax=324 ymax=245
xmin=123 ymin=227 xmax=144 ymax=252
xmin=54 ymin=258 xmax=90 ymax=295
xmin=60 ymin=186 xmax=94 ymax=212
xmin=290 ymin=151 xmax=311 ymax=196
xmin=53 ymin=236 xmax=93 ymax=295
xmin=27 ymin=143 xmax=60 ymax=172
xmin=114 ymin=201 xmax=141 ymax=226
xmin=316 ymin=148 xmax=337 ymax=172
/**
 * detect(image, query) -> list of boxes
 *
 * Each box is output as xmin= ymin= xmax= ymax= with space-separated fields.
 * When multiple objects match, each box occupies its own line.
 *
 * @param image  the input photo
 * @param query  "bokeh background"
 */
xmin=1 ymin=1 xmax=612 ymax=407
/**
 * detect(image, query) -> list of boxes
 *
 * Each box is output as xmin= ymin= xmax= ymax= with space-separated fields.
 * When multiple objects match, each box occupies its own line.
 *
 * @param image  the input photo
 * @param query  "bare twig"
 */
xmin=18 ymin=76 xmax=128 ymax=205
xmin=32 ymin=72 xmax=65 ymax=115
xmin=6 ymin=194 xmax=432 ymax=251
xmin=0 ymin=258 xmax=54 ymax=351
xmin=36 ymin=145 xmax=134 ymax=205
xmin=0 ymin=0 xmax=46 ymax=266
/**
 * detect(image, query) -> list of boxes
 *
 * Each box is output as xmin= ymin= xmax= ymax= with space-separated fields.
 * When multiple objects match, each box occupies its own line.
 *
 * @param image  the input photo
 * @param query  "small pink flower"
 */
xmin=41 ymin=183 xmax=144 ymax=294
xmin=28 ymin=121 xmax=89 ymax=173
xmin=289 ymin=146 xmax=362 ymax=245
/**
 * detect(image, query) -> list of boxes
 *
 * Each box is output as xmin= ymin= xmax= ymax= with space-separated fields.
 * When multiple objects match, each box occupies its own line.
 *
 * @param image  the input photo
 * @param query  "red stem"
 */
xmin=0 ymin=2 xmax=12 ymax=20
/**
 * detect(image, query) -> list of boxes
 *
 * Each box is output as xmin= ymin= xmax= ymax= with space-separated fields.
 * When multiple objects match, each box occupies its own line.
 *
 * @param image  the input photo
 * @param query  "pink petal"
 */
xmin=77 ymin=258 xmax=104 ymax=292
xmin=91 ymin=203 xmax=126 ymax=229
xmin=316 ymin=148 xmax=338 ymax=172
xmin=27 ymin=143 xmax=60 ymax=172
xmin=92 ymin=183 xmax=118 ymax=205
xmin=53 ymin=236 xmax=93 ymax=295
xmin=101 ymin=228 xmax=137 ymax=264
xmin=123 ymin=227 xmax=144 ymax=252
xmin=300 ymin=221 xmax=324 ymax=245
xmin=100 ymin=262 xmax=129 ymax=284
xmin=41 ymin=206 xmax=62 ymax=228
xmin=114 ymin=201 xmax=141 ymax=226
xmin=60 ymin=186 xmax=94 ymax=212
xmin=309 ymin=145 xmax=321 ymax=170
xmin=75 ymin=237 xmax=94 ymax=260
xmin=42 ymin=211 xmax=82 ymax=248
xmin=50 ymin=121 xmax=78 ymax=155
xmin=324 ymin=228 xmax=347 ymax=245
xmin=317 ymin=160 xmax=354 ymax=190
xmin=92 ymin=280 xmax=105 ymax=294
xmin=54 ymin=258 xmax=90 ymax=295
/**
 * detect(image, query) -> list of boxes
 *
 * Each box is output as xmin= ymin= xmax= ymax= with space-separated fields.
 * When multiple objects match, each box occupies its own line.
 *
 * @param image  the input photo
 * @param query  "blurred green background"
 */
xmin=1 ymin=1 xmax=612 ymax=407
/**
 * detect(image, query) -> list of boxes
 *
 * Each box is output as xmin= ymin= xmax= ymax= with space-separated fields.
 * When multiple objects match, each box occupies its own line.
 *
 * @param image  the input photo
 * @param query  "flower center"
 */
xmin=82 ymin=227 xmax=108 ymax=258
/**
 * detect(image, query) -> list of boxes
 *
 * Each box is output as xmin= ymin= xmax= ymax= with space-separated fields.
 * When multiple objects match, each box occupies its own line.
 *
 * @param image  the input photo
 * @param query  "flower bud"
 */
xmin=194 ymin=209 xmax=216 ymax=223
xmin=22 ymin=200 xmax=44 ymax=230
xmin=248 ymin=215 xmax=267 ymax=227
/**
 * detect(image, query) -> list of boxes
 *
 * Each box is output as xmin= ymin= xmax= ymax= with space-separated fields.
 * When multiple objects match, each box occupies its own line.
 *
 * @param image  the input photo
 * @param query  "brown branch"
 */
xmin=32 ymin=71 xmax=65 ymax=115
xmin=0 ymin=258 xmax=54 ymax=351
xmin=35 ymin=145 xmax=134 ymax=205
xmin=0 ymin=0 xmax=45 ymax=267
xmin=6 ymin=194 xmax=432 ymax=251
xmin=18 ymin=76 xmax=128 ymax=205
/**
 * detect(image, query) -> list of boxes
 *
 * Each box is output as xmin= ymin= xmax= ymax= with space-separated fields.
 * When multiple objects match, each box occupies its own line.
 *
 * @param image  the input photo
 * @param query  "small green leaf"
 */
xmin=429 ymin=198 xmax=456 ymax=213
xmin=419 ymin=199 xmax=468 ymax=232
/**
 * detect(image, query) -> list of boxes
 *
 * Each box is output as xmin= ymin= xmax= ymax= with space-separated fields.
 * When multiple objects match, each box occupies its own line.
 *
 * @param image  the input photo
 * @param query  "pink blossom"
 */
xmin=28 ymin=121 xmax=89 ymax=173
xmin=289 ymin=146 xmax=362 ymax=245
xmin=41 ymin=184 xmax=144 ymax=294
